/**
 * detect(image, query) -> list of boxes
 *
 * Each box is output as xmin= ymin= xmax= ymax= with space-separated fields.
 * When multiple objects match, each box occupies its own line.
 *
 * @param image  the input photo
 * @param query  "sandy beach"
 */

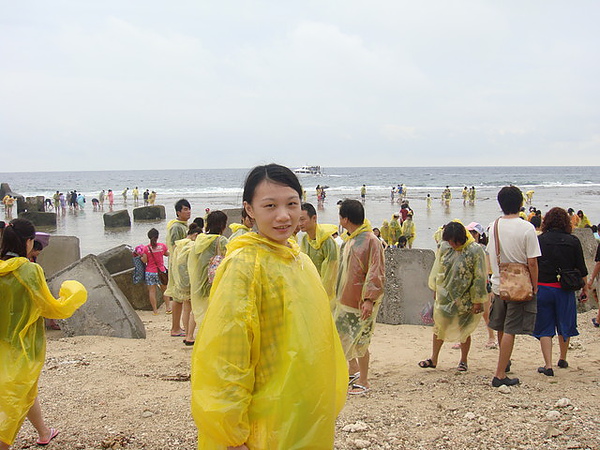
xmin=8 ymin=307 xmax=600 ymax=449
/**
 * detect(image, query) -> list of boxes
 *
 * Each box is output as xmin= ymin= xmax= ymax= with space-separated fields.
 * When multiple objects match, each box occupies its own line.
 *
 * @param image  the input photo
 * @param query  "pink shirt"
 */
xmin=143 ymin=243 xmax=167 ymax=273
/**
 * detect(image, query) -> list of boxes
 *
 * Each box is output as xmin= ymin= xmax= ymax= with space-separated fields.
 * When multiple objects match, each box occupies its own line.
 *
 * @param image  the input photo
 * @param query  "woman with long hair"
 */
xmin=140 ymin=228 xmax=169 ymax=315
xmin=0 ymin=219 xmax=86 ymax=449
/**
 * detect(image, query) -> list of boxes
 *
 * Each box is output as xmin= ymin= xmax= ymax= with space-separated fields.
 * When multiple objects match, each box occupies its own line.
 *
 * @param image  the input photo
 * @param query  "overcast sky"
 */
xmin=2 ymin=1 xmax=599 ymax=172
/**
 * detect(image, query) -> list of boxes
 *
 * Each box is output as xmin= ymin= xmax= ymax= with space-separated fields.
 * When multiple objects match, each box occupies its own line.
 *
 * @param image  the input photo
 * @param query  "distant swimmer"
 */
xmin=426 ymin=193 xmax=432 ymax=210
xmin=468 ymin=186 xmax=476 ymax=205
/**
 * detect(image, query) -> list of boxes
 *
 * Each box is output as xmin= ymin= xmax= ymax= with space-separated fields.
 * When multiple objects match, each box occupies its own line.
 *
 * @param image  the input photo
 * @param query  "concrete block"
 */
xmin=47 ymin=255 xmax=146 ymax=339
xmin=133 ymin=205 xmax=166 ymax=221
xmin=221 ymin=208 xmax=243 ymax=238
xmin=18 ymin=211 xmax=57 ymax=227
xmin=37 ymin=235 xmax=81 ymax=278
xmin=0 ymin=183 xmax=25 ymax=213
xmin=112 ymin=268 xmax=164 ymax=311
xmin=97 ymin=244 xmax=134 ymax=274
xmin=572 ymin=228 xmax=599 ymax=311
xmin=378 ymin=248 xmax=435 ymax=325
xmin=103 ymin=209 xmax=131 ymax=228
xmin=24 ymin=196 xmax=46 ymax=212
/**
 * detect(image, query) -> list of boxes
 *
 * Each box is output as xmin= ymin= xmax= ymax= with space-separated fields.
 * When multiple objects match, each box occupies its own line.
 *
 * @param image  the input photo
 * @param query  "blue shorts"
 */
xmin=145 ymin=272 xmax=160 ymax=286
xmin=532 ymin=285 xmax=579 ymax=339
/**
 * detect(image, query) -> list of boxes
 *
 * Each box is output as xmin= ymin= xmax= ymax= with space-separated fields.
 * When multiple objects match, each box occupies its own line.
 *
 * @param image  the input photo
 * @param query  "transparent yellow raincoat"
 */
xmin=428 ymin=238 xmax=487 ymax=343
xmin=228 ymin=223 xmax=252 ymax=241
xmin=380 ymin=221 xmax=390 ymax=245
xmin=299 ymin=223 xmax=339 ymax=313
xmin=401 ymin=218 xmax=416 ymax=246
xmin=166 ymin=219 xmax=188 ymax=252
xmin=334 ymin=222 xmax=385 ymax=359
xmin=188 ymin=233 xmax=228 ymax=325
xmin=577 ymin=214 xmax=591 ymax=229
xmin=163 ymin=238 xmax=194 ymax=301
xmin=191 ymin=233 xmax=347 ymax=449
xmin=388 ymin=216 xmax=401 ymax=246
xmin=0 ymin=258 xmax=87 ymax=445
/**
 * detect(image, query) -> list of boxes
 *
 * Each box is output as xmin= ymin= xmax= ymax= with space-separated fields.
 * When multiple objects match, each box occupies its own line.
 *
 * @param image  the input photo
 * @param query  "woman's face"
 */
xmin=469 ymin=230 xmax=479 ymax=240
xmin=26 ymin=238 xmax=34 ymax=256
xmin=447 ymin=239 xmax=461 ymax=250
xmin=244 ymin=180 xmax=301 ymax=246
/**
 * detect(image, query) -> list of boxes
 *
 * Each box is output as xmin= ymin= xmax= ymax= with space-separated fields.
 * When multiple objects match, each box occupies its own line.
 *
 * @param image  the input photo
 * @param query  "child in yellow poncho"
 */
xmin=191 ymin=164 xmax=347 ymax=449
xmin=0 ymin=219 xmax=87 ymax=448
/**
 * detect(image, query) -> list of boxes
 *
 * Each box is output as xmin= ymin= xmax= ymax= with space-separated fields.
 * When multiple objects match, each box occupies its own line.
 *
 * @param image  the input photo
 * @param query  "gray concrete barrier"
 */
xmin=47 ymin=254 xmax=146 ymax=339
xmin=103 ymin=209 xmax=131 ymax=228
xmin=97 ymin=244 xmax=134 ymax=274
xmin=37 ymin=235 xmax=81 ymax=278
xmin=112 ymin=267 xmax=164 ymax=311
xmin=133 ymin=205 xmax=166 ymax=221
xmin=18 ymin=211 xmax=57 ymax=227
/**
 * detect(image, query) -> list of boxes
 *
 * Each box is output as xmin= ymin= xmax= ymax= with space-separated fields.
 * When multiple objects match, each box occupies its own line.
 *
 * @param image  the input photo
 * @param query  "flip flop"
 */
xmin=592 ymin=318 xmax=599 ymax=328
xmin=418 ymin=358 xmax=436 ymax=368
xmin=348 ymin=372 xmax=360 ymax=385
xmin=170 ymin=332 xmax=186 ymax=337
xmin=37 ymin=428 xmax=59 ymax=445
xmin=183 ymin=340 xmax=195 ymax=346
xmin=457 ymin=361 xmax=468 ymax=372
xmin=348 ymin=383 xmax=370 ymax=395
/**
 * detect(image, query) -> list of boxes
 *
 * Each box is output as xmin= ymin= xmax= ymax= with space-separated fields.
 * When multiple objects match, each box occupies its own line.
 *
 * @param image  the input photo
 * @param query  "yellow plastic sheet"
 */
xmin=401 ymin=218 xmax=416 ymax=246
xmin=188 ymin=234 xmax=228 ymax=325
xmin=380 ymin=220 xmax=390 ymax=245
xmin=164 ymin=238 xmax=194 ymax=301
xmin=0 ymin=257 xmax=87 ymax=445
xmin=388 ymin=216 xmax=401 ymax=246
xmin=191 ymin=233 xmax=347 ymax=449
xmin=299 ymin=223 xmax=339 ymax=313
xmin=228 ymin=223 xmax=252 ymax=241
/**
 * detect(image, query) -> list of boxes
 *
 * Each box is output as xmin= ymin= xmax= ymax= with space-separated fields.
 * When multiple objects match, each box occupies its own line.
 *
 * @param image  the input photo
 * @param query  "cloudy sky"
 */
xmin=2 ymin=1 xmax=599 ymax=171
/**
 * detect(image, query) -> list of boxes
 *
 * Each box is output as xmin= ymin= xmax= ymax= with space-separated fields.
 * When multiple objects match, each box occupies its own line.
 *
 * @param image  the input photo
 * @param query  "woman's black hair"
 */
xmin=192 ymin=217 xmax=204 ymax=230
xmin=442 ymin=221 xmax=467 ymax=246
xmin=1 ymin=218 xmax=36 ymax=259
xmin=187 ymin=223 xmax=202 ymax=235
xmin=206 ymin=211 xmax=228 ymax=235
xmin=243 ymin=164 xmax=302 ymax=204
xmin=147 ymin=228 xmax=159 ymax=247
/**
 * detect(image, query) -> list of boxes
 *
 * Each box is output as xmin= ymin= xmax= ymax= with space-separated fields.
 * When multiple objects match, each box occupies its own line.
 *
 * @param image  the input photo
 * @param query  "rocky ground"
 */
xmin=10 ymin=310 xmax=600 ymax=449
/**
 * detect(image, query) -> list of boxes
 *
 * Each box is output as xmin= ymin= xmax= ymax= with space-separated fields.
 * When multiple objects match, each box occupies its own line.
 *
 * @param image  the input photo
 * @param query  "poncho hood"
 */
xmin=0 ymin=257 xmax=29 ymax=276
xmin=226 ymin=232 xmax=300 ymax=259
xmin=343 ymin=220 xmax=373 ymax=242
xmin=305 ymin=224 xmax=338 ymax=250
xmin=194 ymin=233 xmax=220 ymax=254
xmin=228 ymin=223 xmax=251 ymax=233
xmin=167 ymin=219 xmax=187 ymax=231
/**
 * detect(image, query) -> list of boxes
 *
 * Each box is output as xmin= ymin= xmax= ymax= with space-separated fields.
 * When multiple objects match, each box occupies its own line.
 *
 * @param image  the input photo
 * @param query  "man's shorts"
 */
xmin=488 ymin=294 xmax=537 ymax=335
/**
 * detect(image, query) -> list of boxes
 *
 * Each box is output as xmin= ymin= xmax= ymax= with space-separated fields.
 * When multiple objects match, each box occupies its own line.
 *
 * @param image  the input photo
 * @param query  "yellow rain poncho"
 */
xmin=163 ymin=238 xmax=195 ymax=301
xmin=166 ymin=219 xmax=188 ymax=252
xmin=577 ymin=214 xmax=592 ymax=229
xmin=299 ymin=223 xmax=339 ymax=312
xmin=380 ymin=220 xmax=390 ymax=244
xmin=191 ymin=233 xmax=347 ymax=449
xmin=334 ymin=222 xmax=385 ymax=359
xmin=401 ymin=217 xmax=416 ymax=247
xmin=188 ymin=233 xmax=228 ymax=325
xmin=228 ymin=223 xmax=252 ymax=241
xmin=428 ymin=237 xmax=487 ymax=343
xmin=388 ymin=216 xmax=401 ymax=246
xmin=0 ymin=258 xmax=87 ymax=445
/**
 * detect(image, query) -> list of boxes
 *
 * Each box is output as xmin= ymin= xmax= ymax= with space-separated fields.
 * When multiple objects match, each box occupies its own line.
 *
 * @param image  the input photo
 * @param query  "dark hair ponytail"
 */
xmin=1 ymin=219 xmax=36 ymax=259
xmin=147 ymin=228 xmax=159 ymax=248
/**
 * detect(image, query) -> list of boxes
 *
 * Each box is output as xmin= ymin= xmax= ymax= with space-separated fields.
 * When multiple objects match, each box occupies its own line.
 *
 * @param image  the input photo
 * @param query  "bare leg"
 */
xmin=558 ymin=335 xmax=569 ymax=362
xmin=483 ymin=299 xmax=497 ymax=345
xmin=185 ymin=306 xmax=196 ymax=343
xmin=170 ymin=301 xmax=183 ymax=334
xmin=0 ymin=440 xmax=9 ymax=450
xmin=348 ymin=358 xmax=359 ymax=376
xmin=540 ymin=336 xmax=553 ymax=369
xmin=459 ymin=336 xmax=471 ymax=364
xmin=147 ymin=285 xmax=158 ymax=314
xmin=355 ymin=350 xmax=370 ymax=388
xmin=430 ymin=333 xmax=444 ymax=366
xmin=494 ymin=332 xmax=515 ymax=379
xmin=27 ymin=397 xmax=52 ymax=443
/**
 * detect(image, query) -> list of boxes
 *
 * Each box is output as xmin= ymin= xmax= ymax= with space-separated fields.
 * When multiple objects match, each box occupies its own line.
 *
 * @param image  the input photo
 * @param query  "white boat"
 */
xmin=293 ymin=165 xmax=322 ymax=175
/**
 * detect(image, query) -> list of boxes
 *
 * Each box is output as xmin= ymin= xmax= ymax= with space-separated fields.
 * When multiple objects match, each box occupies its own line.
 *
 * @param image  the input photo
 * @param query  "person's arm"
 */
xmin=527 ymin=257 xmax=538 ymax=295
xmin=361 ymin=238 xmax=385 ymax=319
xmin=320 ymin=238 xmax=339 ymax=300
xmin=587 ymin=261 xmax=600 ymax=289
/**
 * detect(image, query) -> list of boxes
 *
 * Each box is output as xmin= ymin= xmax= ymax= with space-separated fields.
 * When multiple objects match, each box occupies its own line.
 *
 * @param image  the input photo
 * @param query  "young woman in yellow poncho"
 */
xmin=401 ymin=212 xmax=416 ymax=249
xmin=188 ymin=211 xmax=228 ymax=329
xmin=388 ymin=214 xmax=401 ymax=246
xmin=0 ymin=219 xmax=87 ymax=449
xmin=191 ymin=164 xmax=347 ymax=450
xmin=228 ymin=208 xmax=255 ymax=241
xmin=418 ymin=221 xmax=487 ymax=372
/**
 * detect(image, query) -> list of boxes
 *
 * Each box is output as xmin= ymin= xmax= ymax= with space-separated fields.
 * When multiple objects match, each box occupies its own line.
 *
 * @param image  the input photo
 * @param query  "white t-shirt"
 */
xmin=487 ymin=217 xmax=541 ymax=295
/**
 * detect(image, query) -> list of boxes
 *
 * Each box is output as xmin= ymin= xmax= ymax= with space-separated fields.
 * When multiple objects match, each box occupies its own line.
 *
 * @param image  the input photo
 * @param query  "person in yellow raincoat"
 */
xmin=401 ymin=212 xmax=416 ymax=249
xmin=191 ymin=164 xmax=347 ymax=450
xmin=418 ymin=221 xmax=487 ymax=372
xmin=228 ymin=208 xmax=254 ymax=241
xmin=164 ymin=223 xmax=203 ymax=345
xmin=298 ymin=202 xmax=339 ymax=313
xmin=0 ymin=219 xmax=87 ymax=449
xmin=576 ymin=210 xmax=592 ymax=229
xmin=335 ymin=199 xmax=385 ymax=395
xmin=380 ymin=220 xmax=390 ymax=244
xmin=165 ymin=199 xmax=191 ymax=328
xmin=188 ymin=210 xmax=228 ymax=327
xmin=388 ymin=213 xmax=401 ymax=246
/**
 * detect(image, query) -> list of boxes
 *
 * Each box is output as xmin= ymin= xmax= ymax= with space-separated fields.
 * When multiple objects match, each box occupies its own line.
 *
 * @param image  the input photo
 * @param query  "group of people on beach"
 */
xmin=2 ymin=164 xmax=598 ymax=449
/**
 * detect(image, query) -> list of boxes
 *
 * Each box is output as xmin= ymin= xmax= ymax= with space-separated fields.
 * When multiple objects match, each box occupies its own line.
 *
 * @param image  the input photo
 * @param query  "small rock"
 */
xmin=498 ymin=385 xmax=511 ymax=394
xmin=353 ymin=439 xmax=371 ymax=449
xmin=343 ymin=421 xmax=369 ymax=432
xmin=545 ymin=425 xmax=562 ymax=437
xmin=464 ymin=412 xmax=476 ymax=420
xmin=546 ymin=410 xmax=561 ymax=421
xmin=142 ymin=410 xmax=154 ymax=418
xmin=554 ymin=398 xmax=572 ymax=408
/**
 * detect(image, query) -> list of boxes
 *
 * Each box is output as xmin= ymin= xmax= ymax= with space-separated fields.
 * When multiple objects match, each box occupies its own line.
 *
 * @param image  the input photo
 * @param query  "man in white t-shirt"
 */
xmin=487 ymin=186 xmax=541 ymax=388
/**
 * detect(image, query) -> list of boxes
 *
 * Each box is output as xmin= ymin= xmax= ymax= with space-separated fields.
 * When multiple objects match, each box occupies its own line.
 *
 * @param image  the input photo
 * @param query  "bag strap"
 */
xmin=493 ymin=218 xmax=502 ymax=264
xmin=147 ymin=244 xmax=161 ymax=267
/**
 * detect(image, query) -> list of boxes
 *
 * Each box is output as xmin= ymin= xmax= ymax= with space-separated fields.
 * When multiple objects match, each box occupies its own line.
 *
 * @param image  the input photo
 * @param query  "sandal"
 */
xmin=418 ymin=358 xmax=436 ymax=369
xmin=557 ymin=359 xmax=568 ymax=368
xmin=485 ymin=341 xmax=498 ymax=349
xmin=348 ymin=372 xmax=360 ymax=385
xmin=592 ymin=318 xmax=599 ymax=328
xmin=348 ymin=383 xmax=370 ymax=395
xmin=457 ymin=361 xmax=468 ymax=372
xmin=37 ymin=428 xmax=59 ymax=446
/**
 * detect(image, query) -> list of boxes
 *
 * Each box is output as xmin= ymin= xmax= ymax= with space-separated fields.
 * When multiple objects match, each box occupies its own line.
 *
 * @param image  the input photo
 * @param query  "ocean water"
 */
xmin=2 ymin=166 xmax=598 ymax=256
